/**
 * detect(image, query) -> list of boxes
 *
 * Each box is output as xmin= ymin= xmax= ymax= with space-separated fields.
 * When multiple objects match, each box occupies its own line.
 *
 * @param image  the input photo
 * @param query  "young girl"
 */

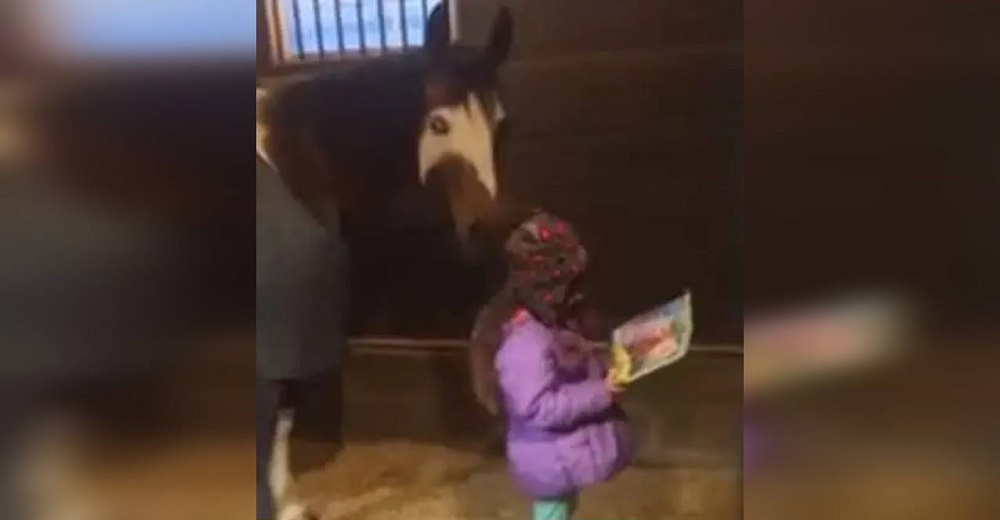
xmin=470 ymin=211 xmax=632 ymax=520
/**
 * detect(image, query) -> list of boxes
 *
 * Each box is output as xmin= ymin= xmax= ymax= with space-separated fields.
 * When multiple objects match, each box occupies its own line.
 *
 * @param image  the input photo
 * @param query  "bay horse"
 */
xmin=259 ymin=3 xmax=514 ymax=337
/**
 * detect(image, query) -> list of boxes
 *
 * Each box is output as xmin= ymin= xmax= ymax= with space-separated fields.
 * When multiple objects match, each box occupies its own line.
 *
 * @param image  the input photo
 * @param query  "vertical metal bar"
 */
xmin=355 ymin=0 xmax=367 ymax=54
xmin=333 ymin=0 xmax=346 ymax=55
xmin=290 ymin=0 xmax=306 ymax=59
xmin=399 ymin=0 xmax=408 ymax=48
xmin=376 ymin=0 xmax=387 ymax=53
xmin=448 ymin=0 xmax=459 ymax=42
xmin=268 ymin=0 xmax=288 ymax=64
xmin=312 ymin=0 xmax=326 ymax=58
xmin=421 ymin=0 xmax=428 ymax=25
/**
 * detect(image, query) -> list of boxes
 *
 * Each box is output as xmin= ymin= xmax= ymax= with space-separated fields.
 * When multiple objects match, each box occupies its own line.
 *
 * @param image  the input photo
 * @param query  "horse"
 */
xmin=259 ymin=2 xmax=514 ymax=337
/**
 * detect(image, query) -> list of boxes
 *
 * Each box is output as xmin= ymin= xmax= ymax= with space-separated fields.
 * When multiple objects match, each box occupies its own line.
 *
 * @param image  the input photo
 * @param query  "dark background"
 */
xmin=259 ymin=0 xmax=743 ymax=344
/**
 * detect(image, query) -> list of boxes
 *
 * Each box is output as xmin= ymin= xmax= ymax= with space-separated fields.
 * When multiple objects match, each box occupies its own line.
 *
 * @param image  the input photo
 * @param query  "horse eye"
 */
xmin=429 ymin=115 xmax=451 ymax=135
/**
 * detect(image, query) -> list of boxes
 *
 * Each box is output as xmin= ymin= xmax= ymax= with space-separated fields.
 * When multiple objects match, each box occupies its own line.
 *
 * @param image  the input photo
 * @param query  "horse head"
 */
xmin=261 ymin=3 xmax=514 ymax=261
xmin=259 ymin=6 xmax=516 ymax=332
xmin=416 ymin=3 xmax=513 ymax=258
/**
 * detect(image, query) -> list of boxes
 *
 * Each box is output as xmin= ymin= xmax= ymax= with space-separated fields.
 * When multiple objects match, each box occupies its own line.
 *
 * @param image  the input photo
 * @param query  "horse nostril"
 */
xmin=464 ymin=220 xmax=496 ymax=252
xmin=470 ymin=217 xmax=491 ymax=235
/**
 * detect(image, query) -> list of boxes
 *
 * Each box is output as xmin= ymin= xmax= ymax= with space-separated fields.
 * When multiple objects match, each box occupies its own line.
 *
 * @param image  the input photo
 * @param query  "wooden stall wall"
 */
xmin=480 ymin=1 xmax=742 ymax=342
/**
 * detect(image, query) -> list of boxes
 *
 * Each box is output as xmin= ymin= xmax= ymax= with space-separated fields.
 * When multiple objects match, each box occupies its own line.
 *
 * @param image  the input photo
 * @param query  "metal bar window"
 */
xmin=270 ymin=0 xmax=445 ymax=64
xmin=333 ymin=0 xmax=346 ymax=55
xmin=376 ymin=0 xmax=387 ymax=52
xmin=311 ymin=0 xmax=326 ymax=57
xmin=355 ymin=0 xmax=367 ymax=54
xmin=289 ymin=0 xmax=306 ymax=59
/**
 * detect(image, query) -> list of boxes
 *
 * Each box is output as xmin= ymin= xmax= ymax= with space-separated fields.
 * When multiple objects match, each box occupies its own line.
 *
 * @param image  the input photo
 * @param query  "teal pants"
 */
xmin=532 ymin=495 xmax=578 ymax=520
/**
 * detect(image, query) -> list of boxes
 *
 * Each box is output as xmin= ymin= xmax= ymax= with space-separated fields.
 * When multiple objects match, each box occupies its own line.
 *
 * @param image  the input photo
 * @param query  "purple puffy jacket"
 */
xmin=497 ymin=312 xmax=633 ymax=499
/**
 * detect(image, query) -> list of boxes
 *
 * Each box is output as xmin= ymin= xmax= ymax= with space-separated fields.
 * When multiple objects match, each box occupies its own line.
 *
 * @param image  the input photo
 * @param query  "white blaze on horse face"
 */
xmin=418 ymin=92 xmax=504 ymax=198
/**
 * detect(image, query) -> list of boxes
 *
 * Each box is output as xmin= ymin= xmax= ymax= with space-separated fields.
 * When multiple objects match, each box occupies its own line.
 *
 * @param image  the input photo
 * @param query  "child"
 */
xmin=470 ymin=211 xmax=632 ymax=520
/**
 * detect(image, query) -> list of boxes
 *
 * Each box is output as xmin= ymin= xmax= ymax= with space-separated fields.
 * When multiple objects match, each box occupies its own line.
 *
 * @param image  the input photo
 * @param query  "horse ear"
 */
xmin=480 ymin=6 xmax=513 ymax=70
xmin=424 ymin=2 xmax=451 ymax=60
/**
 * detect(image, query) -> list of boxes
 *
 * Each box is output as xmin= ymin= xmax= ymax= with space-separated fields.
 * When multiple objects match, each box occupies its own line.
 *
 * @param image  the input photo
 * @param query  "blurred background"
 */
xmin=1 ymin=1 xmax=255 ymax=518
xmin=745 ymin=0 xmax=999 ymax=518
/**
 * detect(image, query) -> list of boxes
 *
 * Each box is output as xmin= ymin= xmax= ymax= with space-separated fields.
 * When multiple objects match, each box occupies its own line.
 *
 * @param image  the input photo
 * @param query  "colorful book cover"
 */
xmin=610 ymin=292 xmax=694 ymax=385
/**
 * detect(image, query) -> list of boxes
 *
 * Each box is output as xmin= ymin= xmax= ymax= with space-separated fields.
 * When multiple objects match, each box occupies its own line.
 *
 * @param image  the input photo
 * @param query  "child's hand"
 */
xmin=605 ymin=369 xmax=627 ymax=396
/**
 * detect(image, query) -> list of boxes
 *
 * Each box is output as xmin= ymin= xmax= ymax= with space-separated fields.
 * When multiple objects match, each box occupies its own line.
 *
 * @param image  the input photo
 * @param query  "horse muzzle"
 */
xmin=422 ymin=154 xmax=500 ymax=260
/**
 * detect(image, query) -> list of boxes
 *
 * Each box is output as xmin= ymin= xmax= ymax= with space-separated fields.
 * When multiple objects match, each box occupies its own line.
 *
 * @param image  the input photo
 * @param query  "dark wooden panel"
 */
xmin=500 ymin=48 xmax=742 ymax=136
xmin=492 ymin=39 xmax=742 ymax=341
xmin=499 ymin=136 xmax=741 ymax=342
xmin=502 ymin=0 xmax=741 ymax=59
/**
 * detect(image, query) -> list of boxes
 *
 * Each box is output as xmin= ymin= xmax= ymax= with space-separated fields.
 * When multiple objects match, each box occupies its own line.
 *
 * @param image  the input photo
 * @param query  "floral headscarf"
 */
xmin=504 ymin=210 xmax=589 ymax=325
xmin=469 ymin=210 xmax=590 ymax=415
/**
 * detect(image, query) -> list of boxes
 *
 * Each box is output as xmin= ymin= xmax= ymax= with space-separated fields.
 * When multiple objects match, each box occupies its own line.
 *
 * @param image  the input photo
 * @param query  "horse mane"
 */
xmin=263 ymin=53 xmax=431 ymax=230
